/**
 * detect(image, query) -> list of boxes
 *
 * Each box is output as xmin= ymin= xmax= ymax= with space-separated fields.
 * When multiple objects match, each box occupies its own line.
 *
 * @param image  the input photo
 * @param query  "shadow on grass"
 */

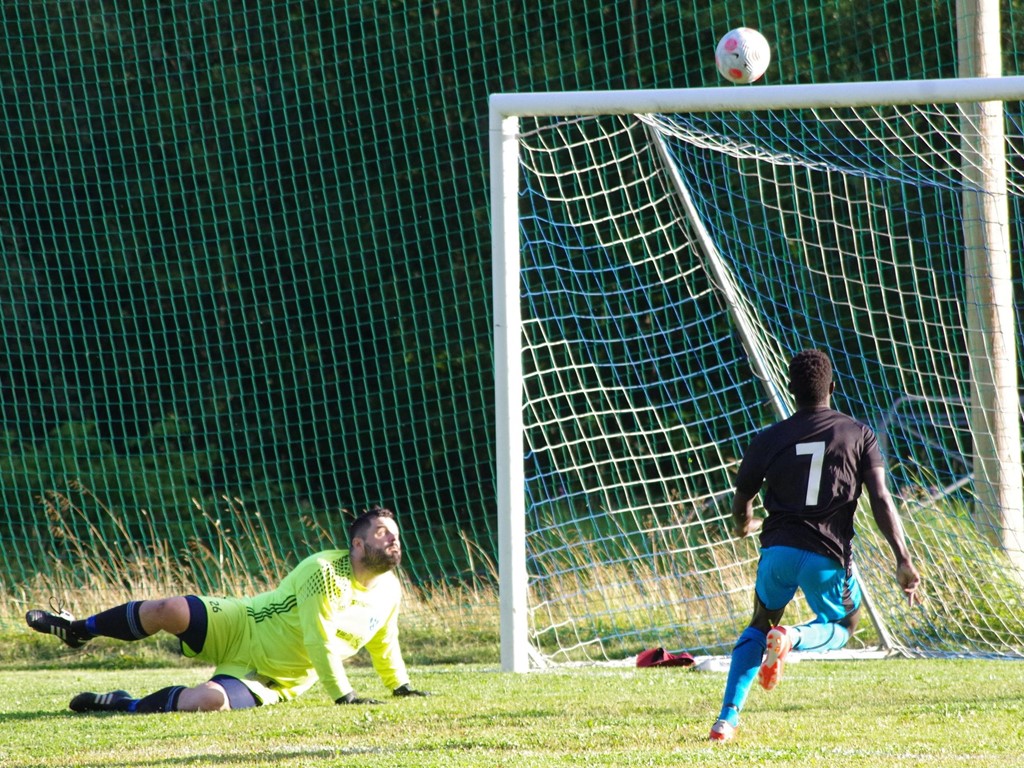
xmin=3 ymin=745 xmax=393 ymax=768
xmin=0 ymin=709 xmax=84 ymax=721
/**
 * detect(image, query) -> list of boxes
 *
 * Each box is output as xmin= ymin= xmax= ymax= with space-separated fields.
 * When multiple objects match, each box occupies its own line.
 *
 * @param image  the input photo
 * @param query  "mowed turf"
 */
xmin=2 ymin=658 xmax=1023 ymax=767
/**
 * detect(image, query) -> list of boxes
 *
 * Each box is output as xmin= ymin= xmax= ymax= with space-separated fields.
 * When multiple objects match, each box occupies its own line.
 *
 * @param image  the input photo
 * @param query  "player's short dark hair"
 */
xmin=788 ymin=349 xmax=833 ymax=406
xmin=348 ymin=504 xmax=396 ymax=542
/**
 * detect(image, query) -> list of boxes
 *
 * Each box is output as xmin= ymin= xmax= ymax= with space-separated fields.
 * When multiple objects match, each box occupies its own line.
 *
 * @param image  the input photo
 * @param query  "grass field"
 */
xmin=3 ymin=657 xmax=1024 ymax=767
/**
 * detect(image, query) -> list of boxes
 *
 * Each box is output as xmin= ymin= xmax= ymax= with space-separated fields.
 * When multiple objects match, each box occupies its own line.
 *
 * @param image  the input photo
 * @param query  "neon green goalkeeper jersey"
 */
xmin=240 ymin=549 xmax=408 ymax=701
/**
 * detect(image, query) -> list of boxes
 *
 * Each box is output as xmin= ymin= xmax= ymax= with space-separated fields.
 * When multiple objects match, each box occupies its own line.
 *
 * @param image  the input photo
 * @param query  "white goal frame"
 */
xmin=491 ymin=76 xmax=1024 ymax=672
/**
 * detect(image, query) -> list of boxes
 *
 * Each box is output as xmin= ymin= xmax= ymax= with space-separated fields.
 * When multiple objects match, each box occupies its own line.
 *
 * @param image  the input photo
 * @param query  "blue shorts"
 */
xmin=756 ymin=545 xmax=861 ymax=622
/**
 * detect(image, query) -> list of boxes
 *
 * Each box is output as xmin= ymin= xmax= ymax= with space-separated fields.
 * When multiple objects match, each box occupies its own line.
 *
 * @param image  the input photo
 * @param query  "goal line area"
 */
xmin=491 ymin=77 xmax=1024 ymax=671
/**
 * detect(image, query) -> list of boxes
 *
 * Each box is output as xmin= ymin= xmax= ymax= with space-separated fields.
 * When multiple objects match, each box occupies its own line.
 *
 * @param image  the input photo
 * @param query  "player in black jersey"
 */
xmin=709 ymin=349 xmax=920 ymax=743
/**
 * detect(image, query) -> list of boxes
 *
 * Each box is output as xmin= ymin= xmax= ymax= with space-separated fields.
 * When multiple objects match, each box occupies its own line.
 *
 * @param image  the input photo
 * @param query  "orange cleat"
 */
xmin=708 ymin=719 xmax=736 ymax=742
xmin=758 ymin=626 xmax=792 ymax=691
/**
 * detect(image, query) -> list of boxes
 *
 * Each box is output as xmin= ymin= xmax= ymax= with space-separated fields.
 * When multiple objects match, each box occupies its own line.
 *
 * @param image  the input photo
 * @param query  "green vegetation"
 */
xmin=0 ymin=485 xmax=499 ymax=665
xmin=0 ymin=0 xmax=995 ymax=604
xmin=2 ymin=659 xmax=1023 ymax=767
xmin=3 ymin=487 xmax=1021 ymax=767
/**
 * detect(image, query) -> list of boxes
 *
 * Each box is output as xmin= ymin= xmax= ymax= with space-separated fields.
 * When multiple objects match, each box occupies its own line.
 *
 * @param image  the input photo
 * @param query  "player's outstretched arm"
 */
xmin=864 ymin=465 xmax=921 ymax=606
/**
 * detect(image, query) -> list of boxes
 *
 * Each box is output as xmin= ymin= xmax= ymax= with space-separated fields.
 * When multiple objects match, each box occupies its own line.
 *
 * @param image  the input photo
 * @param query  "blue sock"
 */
xmin=792 ymin=622 xmax=849 ymax=652
xmin=717 ymin=626 xmax=767 ymax=725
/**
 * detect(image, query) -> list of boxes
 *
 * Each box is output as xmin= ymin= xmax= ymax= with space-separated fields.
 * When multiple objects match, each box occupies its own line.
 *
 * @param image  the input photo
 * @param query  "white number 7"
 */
xmin=796 ymin=441 xmax=826 ymax=506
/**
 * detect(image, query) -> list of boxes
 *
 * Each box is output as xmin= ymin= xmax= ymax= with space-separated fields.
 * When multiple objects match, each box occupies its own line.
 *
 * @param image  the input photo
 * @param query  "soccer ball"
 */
xmin=715 ymin=27 xmax=771 ymax=84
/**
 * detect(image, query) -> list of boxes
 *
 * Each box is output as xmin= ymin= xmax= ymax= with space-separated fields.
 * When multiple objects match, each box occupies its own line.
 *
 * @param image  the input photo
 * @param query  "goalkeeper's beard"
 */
xmin=361 ymin=543 xmax=401 ymax=574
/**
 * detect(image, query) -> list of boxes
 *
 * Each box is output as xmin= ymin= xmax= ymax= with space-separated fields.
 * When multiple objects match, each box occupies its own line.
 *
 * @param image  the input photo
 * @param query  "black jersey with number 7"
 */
xmin=734 ymin=406 xmax=885 ymax=566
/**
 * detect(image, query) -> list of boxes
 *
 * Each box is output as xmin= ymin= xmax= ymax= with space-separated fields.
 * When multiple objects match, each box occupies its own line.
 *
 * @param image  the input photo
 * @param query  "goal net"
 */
xmin=491 ymin=78 xmax=1024 ymax=670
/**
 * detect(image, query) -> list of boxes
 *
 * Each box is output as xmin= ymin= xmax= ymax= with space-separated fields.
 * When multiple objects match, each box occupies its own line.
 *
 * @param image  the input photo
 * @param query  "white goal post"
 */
xmin=491 ymin=77 xmax=1024 ymax=672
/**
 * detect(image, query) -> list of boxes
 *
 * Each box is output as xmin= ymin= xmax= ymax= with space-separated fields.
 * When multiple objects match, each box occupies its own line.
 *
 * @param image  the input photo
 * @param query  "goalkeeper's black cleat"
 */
xmin=25 ymin=609 xmax=93 ymax=649
xmin=69 ymin=690 xmax=133 ymax=713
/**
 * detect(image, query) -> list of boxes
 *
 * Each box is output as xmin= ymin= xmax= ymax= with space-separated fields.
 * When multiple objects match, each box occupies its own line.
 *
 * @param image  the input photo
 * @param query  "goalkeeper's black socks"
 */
xmin=69 ymin=686 xmax=186 ymax=714
xmin=130 ymin=685 xmax=186 ymax=713
xmin=80 ymin=600 xmax=149 ymax=641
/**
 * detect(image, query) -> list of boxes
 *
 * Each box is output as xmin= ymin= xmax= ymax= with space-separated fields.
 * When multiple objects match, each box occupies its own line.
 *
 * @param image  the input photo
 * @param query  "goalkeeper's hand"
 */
xmin=335 ymin=691 xmax=383 ymax=705
xmin=393 ymin=684 xmax=431 ymax=698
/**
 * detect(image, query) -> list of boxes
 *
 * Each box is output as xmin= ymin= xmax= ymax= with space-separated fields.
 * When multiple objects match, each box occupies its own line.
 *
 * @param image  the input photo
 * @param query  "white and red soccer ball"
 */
xmin=715 ymin=27 xmax=771 ymax=84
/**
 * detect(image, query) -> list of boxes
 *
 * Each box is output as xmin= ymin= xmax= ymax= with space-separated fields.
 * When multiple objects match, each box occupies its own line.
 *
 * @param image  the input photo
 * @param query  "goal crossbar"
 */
xmin=489 ymin=76 xmax=1024 ymax=118
xmin=492 ymin=77 xmax=1024 ymax=672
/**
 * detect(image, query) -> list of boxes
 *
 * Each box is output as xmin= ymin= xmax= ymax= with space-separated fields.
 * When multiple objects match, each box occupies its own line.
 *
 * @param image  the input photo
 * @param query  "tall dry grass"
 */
xmin=2 ymin=486 xmax=500 ymax=665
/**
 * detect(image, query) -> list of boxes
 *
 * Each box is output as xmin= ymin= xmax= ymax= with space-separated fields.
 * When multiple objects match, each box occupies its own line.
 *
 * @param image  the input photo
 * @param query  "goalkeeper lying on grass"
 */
xmin=27 ymin=505 xmax=430 ymax=713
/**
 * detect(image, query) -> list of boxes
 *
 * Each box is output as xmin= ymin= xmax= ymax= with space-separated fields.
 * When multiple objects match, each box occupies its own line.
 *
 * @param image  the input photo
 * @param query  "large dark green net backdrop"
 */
xmin=0 ymin=3 xmax=1020 ymax=634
